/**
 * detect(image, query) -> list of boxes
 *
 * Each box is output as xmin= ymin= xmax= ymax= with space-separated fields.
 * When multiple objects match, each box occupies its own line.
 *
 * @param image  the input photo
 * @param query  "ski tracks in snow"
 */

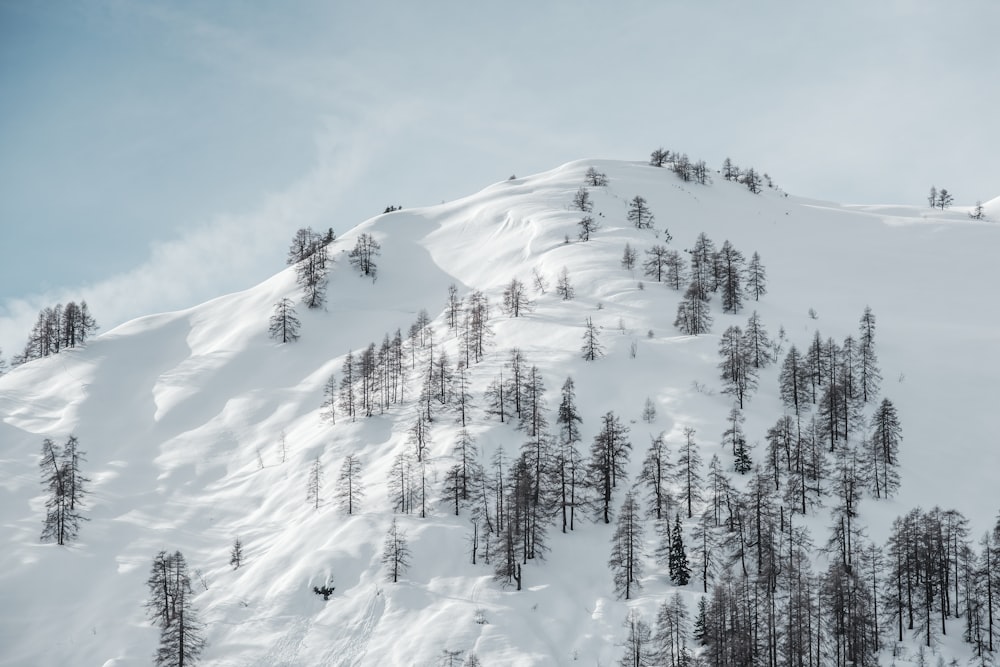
xmin=325 ymin=588 xmax=385 ymax=667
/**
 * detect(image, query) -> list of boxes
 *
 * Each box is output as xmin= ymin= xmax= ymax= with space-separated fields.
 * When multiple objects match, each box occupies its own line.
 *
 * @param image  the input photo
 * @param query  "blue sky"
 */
xmin=1 ymin=1 xmax=997 ymax=357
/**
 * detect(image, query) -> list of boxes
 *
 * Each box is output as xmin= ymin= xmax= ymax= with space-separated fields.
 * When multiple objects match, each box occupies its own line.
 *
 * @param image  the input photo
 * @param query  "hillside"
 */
xmin=1 ymin=158 xmax=998 ymax=666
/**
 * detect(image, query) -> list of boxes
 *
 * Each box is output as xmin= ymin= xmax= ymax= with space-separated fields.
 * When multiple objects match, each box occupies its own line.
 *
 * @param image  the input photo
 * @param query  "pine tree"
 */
xmin=387 ymin=453 xmax=416 ymax=514
xmin=742 ymin=310 xmax=773 ymax=369
xmin=501 ymin=278 xmax=533 ymax=317
xmin=745 ymin=251 xmax=767 ymax=301
xmin=269 ymin=298 xmax=300 ymax=343
xmin=627 ymin=195 xmax=654 ymax=229
xmin=230 ymin=537 xmax=243 ymax=569
xmin=858 ymin=306 xmax=881 ymax=403
xmin=938 ymin=188 xmax=954 ymax=209
xmin=674 ymin=282 xmax=712 ymax=335
xmin=621 ymin=243 xmax=637 ymax=270
xmin=39 ymin=436 xmax=88 ymax=545
xmin=866 ymin=398 xmax=902 ymax=499
xmin=306 ymin=456 xmax=323 ymax=510
xmin=733 ymin=438 xmax=753 ymax=475
xmin=587 ymin=412 xmax=632 ymax=524
xmin=572 ymin=187 xmax=593 ymax=212
xmin=650 ymin=147 xmax=670 ymax=167
xmin=555 ymin=377 xmax=584 ymax=532
xmin=555 ymin=267 xmax=575 ymax=300
xmin=643 ymin=245 xmax=670 ymax=282
xmin=581 ymin=317 xmax=603 ymax=361
xmin=146 ymin=551 xmax=206 ymax=667
xmin=718 ymin=326 xmax=758 ymax=409
xmin=717 ymin=240 xmax=746 ymax=313
xmin=578 ymin=215 xmax=599 ymax=241
xmin=584 ymin=166 xmax=608 ymax=186
xmin=335 ymin=454 xmax=365 ymax=514
xmin=668 ymin=514 xmax=691 ymax=586
xmin=295 ymin=235 xmax=329 ymax=309
xmin=348 ymin=232 xmax=381 ymax=279
xmin=320 ymin=372 xmax=337 ymax=424
xmin=638 ymin=433 xmax=672 ymax=521
xmin=664 ymin=249 xmax=686 ymax=290
xmin=619 ymin=608 xmax=654 ymax=667
xmin=609 ymin=491 xmax=644 ymax=599
xmin=382 ymin=518 xmax=411 ymax=583
xmin=677 ymin=428 xmax=703 ymax=519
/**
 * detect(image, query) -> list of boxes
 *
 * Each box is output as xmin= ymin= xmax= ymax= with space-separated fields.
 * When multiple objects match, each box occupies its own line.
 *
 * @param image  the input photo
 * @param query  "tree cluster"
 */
xmin=287 ymin=227 xmax=333 ymax=308
xmin=672 ymin=233 xmax=767 ymax=335
xmin=927 ymin=186 xmax=954 ymax=210
xmin=721 ymin=157 xmax=773 ymax=194
xmin=39 ymin=436 xmax=88 ymax=545
xmin=146 ymin=550 xmax=206 ymax=667
xmin=13 ymin=301 xmax=98 ymax=366
xmin=648 ymin=147 xmax=710 ymax=185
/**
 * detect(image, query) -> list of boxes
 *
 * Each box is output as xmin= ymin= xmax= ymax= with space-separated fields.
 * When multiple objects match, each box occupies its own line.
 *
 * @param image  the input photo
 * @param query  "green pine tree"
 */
xmin=668 ymin=514 xmax=691 ymax=586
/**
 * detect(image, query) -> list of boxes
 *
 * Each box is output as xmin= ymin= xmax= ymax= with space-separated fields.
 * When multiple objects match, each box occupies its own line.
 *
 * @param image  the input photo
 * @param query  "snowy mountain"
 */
xmin=1 ymin=158 xmax=998 ymax=666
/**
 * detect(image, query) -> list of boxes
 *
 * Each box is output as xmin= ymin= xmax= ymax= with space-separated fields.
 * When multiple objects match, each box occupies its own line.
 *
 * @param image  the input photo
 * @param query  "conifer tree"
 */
xmin=335 ymin=454 xmax=365 ymax=514
xmin=382 ymin=518 xmax=411 ymax=583
xmin=638 ymin=433 xmax=673 ymax=521
xmin=621 ymin=243 xmax=637 ymax=270
xmin=230 ymin=537 xmax=243 ymax=569
xmin=674 ymin=282 xmax=712 ymax=335
xmin=581 ymin=317 xmax=603 ymax=361
xmin=677 ymin=428 xmax=703 ymax=519
xmin=555 ymin=377 xmax=584 ymax=532
xmin=146 ymin=550 xmax=206 ymax=667
xmin=578 ymin=215 xmax=598 ymax=241
xmin=717 ymin=240 xmax=746 ymax=313
xmin=39 ymin=436 xmax=88 ymax=545
xmin=555 ymin=266 xmax=574 ymax=300
xmin=348 ymin=232 xmax=381 ymax=279
xmin=609 ymin=491 xmax=644 ymax=599
xmin=627 ymin=195 xmax=654 ymax=229
xmin=572 ymin=187 xmax=593 ymax=212
xmin=664 ymin=249 xmax=686 ymax=290
xmin=269 ymin=298 xmax=300 ymax=343
xmin=745 ymin=251 xmax=767 ymax=301
xmin=620 ymin=609 xmax=654 ymax=667
xmin=306 ymin=456 xmax=323 ymax=510
xmin=668 ymin=513 xmax=691 ymax=586
xmin=866 ymin=398 xmax=902 ymax=499
xmin=858 ymin=306 xmax=881 ymax=403
xmin=587 ymin=411 xmax=632 ymax=524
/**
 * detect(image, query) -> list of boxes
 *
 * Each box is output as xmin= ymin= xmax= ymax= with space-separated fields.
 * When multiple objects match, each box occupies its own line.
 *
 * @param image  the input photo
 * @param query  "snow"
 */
xmin=1 ymin=158 xmax=998 ymax=666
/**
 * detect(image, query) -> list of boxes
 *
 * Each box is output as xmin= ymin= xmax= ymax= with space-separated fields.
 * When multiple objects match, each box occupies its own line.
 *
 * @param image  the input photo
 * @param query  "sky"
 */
xmin=1 ymin=0 xmax=997 ymax=358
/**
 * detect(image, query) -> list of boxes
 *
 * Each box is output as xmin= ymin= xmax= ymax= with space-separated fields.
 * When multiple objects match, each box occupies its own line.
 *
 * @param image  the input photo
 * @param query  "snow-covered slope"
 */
xmin=1 ymin=159 xmax=998 ymax=666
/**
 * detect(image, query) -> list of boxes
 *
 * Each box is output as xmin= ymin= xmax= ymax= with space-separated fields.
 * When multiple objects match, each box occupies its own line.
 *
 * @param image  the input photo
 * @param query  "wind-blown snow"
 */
xmin=1 ymin=159 xmax=997 ymax=666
